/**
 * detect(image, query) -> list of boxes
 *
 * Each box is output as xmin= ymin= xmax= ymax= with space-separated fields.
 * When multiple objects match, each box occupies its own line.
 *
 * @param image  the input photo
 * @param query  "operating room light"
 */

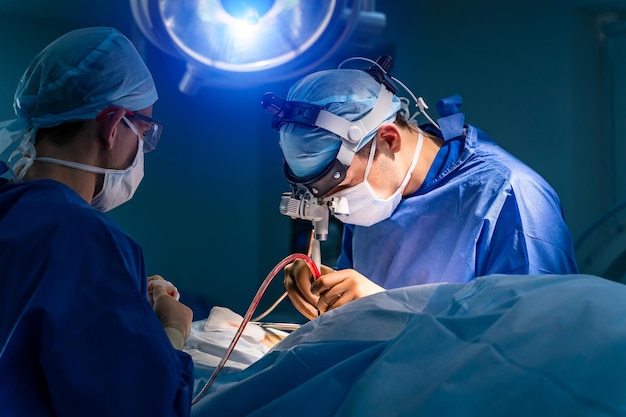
xmin=129 ymin=0 xmax=386 ymax=93
xmin=220 ymin=0 xmax=274 ymax=24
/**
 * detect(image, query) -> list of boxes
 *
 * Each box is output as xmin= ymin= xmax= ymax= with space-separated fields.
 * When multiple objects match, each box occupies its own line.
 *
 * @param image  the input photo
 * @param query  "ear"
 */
xmin=97 ymin=108 xmax=126 ymax=150
xmin=375 ymin=123 xmax=402 ymax=153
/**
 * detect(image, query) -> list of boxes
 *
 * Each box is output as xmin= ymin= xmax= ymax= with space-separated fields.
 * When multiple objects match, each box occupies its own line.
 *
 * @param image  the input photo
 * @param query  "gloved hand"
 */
xmin=284 ymin=259 xmax=334 ymax=320
xmin=148 ymin=275 xmax=192 ymax=350
xmin=311 ymin=268 xmax=384 ymax=315
xmin=147 ymin=275 xmax=180 ymax=305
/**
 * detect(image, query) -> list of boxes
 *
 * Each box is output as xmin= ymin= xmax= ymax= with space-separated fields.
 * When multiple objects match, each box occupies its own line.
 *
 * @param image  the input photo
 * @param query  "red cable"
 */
xmin=191 ymin=253 xmax=321 ymax=405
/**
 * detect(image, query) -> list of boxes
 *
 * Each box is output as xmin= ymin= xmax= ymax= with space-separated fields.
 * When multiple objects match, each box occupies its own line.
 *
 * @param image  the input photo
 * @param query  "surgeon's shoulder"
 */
xmin=16 ymin=179 xmax=129 ymax=233
xmin=472 ymin=139 xmax=552 ymax=185
xmin=471 ymin=151 xmax=566 ymax=225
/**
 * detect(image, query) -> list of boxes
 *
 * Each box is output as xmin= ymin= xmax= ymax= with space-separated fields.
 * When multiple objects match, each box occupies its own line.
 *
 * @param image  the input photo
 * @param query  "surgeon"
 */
xmin=262 ymin=56 xmax=579 ymax=320
xmin=0 ymin=27 xmax=194 ymax=416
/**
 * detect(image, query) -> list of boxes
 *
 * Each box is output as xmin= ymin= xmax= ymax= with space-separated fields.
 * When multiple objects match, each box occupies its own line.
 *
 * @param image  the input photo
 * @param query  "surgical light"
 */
xmin=129 ymin=0 xmax=386 ymax=93
xmin=220 ymin=0 xmax=274 ymax=23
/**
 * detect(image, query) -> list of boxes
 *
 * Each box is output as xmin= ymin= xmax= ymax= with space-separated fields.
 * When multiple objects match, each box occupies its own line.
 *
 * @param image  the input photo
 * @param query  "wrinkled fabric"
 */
xmin=14 ymin=26 xmax=156 ymax=127
xmin=0 ymin=179 xmax=193 ymax=416
xmin=336 ymin=123 xmax=579 ymax=286
xmin=0 ymin=26 xmax=157 ymax=163
xmin=191 ymin=274 xmax=626 ymax=416
xmin=280 ymin=69 xmax=402 ymax=177
xmin=185 ymin=307 xmax=269 ymax=371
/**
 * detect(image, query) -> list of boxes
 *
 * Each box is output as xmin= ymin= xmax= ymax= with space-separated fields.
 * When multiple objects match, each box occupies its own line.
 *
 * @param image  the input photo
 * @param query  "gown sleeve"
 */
xmin=476 ymin=181 xmax=578 ymax=277
xmin=37 ymin=213 xmax=194 ymax=417
xmin=335 ymin=224 xmax=355 ymax=270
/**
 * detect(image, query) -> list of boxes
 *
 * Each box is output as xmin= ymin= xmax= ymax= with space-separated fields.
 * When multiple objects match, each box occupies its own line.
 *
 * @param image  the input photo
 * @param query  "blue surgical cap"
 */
xmin=280 ymin=69 xmax=402 ymax=178
xmin=0 ymin=26 xmax=157 ymax=156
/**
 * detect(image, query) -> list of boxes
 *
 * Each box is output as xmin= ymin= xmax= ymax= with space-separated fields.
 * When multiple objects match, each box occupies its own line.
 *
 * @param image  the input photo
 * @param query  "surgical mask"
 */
xmin=35 ymin=116 xmax=145 ymax=212
xmin=331 ymin=131 xmax=423 ymax=227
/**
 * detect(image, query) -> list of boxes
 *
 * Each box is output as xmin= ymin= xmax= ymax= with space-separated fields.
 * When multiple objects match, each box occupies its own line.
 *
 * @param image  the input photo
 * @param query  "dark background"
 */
xmin=2 ymin=0 xmax=625 ymax=321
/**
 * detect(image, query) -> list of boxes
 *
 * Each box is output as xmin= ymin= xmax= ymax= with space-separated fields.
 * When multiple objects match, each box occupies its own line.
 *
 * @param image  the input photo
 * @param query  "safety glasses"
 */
xmin=97 ymin=107 xmax=164 ymax=152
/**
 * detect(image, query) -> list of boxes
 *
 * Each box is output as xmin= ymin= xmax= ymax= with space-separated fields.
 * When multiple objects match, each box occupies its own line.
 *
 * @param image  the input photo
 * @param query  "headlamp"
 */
xmin=261 ymin=55 xmax=398 ymax=198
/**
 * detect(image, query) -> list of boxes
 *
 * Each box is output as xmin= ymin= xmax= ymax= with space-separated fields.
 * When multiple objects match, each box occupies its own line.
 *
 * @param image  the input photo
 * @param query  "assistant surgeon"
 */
xmin=0 ymin=27 xmax=194 ymax=416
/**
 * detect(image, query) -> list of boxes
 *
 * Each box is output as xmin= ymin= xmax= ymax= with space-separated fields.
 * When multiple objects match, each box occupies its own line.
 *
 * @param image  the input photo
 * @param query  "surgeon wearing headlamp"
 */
xmin=262 ymin=57 xmax=579 ymax=320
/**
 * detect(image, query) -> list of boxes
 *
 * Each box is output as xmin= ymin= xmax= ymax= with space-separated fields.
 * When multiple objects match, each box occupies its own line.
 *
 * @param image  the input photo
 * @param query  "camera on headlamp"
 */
xmin=279 ymin=178 xmax=350 ymax=242
xmin=279 ymin=186 xmax=330 ymax=241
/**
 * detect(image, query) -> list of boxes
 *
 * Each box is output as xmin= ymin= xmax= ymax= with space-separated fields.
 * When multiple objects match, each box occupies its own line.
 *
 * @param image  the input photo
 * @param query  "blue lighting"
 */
xmin=220 ymin=0 xmax=274 ymax=24
xmin=130 ymin=0 xmax=387 ymax=92
xmin=161 ymin=0 xmax=338 ymax=72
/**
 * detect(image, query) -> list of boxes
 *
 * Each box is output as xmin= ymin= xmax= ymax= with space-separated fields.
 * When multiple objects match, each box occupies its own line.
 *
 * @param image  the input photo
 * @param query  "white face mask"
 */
xmin=331 ymin=131 xmax=423 ymax=227
xmin=35 ymin=116 xmax=145 ymax=212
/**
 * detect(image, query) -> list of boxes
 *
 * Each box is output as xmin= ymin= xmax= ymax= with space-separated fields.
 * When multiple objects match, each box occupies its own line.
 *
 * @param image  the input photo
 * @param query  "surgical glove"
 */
xmin=311 ymin=268 xmax=384 ymax=314
xmin=147 ymin=275 xmax=180 ymax=306
xmin=284 ymin=259 xmax=334 ymax=320
xmin=151 ymin=279 xmax=192 ymax=350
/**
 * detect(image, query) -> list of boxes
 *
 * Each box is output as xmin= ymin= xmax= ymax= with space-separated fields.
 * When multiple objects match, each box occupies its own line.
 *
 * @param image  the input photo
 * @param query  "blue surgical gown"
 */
xmin=336 ymin=122 xmax=579 ymax=286
xmin=0 ymin=179 xmax=193 ymax=416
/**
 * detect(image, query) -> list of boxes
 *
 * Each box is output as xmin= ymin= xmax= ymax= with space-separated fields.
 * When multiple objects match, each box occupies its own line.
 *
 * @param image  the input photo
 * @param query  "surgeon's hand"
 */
xmin=147 ymin=275 xmax=180 ymax=306
xmin=312 ymin=268 xmax=384 ymax=315
xmin=149 ymin=275 xmax=192 ymax=350
xmin=284 ymin=259 xmax=334 ymax=320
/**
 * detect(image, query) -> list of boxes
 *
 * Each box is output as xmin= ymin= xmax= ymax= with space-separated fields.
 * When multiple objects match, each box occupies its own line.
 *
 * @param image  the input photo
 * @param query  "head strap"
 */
xmin=261 ymin=56 xmax=399 ymax=196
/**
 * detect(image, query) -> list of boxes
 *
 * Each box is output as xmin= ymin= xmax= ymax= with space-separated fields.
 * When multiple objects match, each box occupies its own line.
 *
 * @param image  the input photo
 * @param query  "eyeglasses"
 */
xmin=97 ymin=107 xmax=164 ymax=152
